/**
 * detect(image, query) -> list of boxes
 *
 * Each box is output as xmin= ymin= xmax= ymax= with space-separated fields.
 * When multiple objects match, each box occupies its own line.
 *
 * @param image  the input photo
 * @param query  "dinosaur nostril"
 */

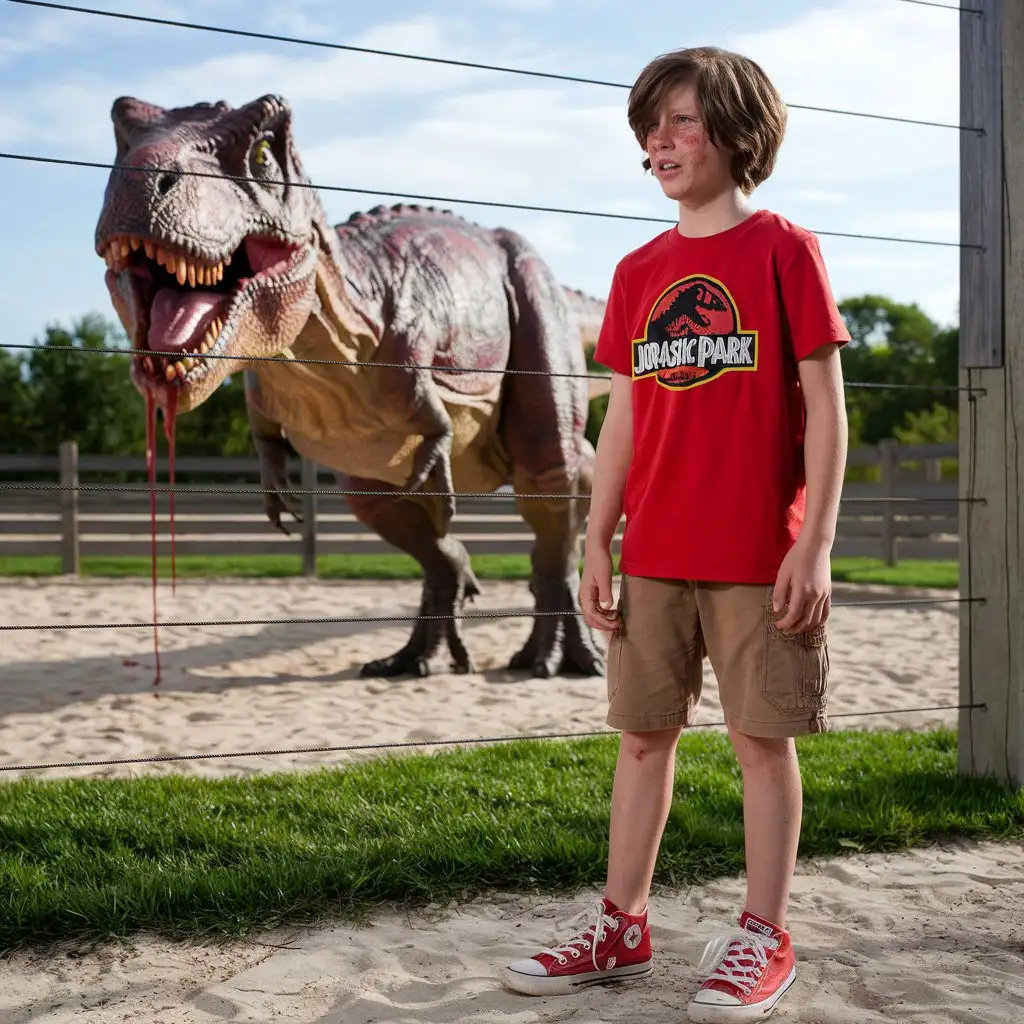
xmin=155 ymin=171 xmax=179 ymax=197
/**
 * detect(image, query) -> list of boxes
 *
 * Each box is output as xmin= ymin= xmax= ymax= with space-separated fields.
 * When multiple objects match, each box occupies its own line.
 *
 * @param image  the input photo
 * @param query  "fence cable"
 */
xmin=0 ymin=702 xmax=987 ymax=774
xmin=0 ymin=150 xmax=971 ymax=249
xmin=0 ymin=342 xmax=985 ymax=394
xmin=5 ymin=0 xmax=979 ymax=134
xmin=0 ymin=482 xmax=982 ymax=504
xmin=893 ymin=0 xmax=981 ymax=11
xmin=0 ymin=596 xmax=980 ymax=634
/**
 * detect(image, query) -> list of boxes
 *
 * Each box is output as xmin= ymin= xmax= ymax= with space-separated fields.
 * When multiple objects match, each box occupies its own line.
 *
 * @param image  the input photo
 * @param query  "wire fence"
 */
xmin=0 ymin=596 xmax=980 ymax=634
xmin=0 ymin=0 xmax=981 ymax=779
xmin=0 ymin=480 xmax=981 ymax=503
xmin=0 ymin=703 xmax=986 ymax=775
xmin=0 ymin=341 xmax=986 ymax=393
xmin=0 ymin=150 xmax=969 ymax=249
xmin=5 ymin=0 xmax=981 ymax=133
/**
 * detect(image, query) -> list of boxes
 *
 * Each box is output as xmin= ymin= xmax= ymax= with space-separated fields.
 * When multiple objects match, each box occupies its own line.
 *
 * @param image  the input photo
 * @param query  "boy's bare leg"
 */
xmin=728 ymin=729 xmax=803 ymax=927
xmin=605 ymin=726 xmax=683 ymax=914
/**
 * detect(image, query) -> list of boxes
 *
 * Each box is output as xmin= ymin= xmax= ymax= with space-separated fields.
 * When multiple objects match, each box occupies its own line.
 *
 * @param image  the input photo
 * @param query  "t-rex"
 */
xmin=655 ymin=281 xmax=727 ymax=336
xmin=94 ymin=93 xmax=607 ymax=680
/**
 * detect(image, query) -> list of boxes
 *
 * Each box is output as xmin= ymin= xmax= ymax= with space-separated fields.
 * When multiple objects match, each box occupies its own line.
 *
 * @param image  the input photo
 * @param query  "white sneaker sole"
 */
xmin=687 ymin=966 xmax=796 ymax=1022
xmin=502 ymin=959 xmax=654 ymax=997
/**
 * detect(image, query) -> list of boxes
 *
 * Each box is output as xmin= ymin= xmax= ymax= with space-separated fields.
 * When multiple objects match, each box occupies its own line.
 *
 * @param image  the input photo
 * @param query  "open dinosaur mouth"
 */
xmin=100 ymin=233 xmax=306 ymax=390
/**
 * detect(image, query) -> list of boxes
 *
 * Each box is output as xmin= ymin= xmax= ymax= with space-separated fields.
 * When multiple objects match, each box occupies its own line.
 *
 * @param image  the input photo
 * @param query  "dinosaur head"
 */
xmin=95 ymin=94 xmax=320 ymax=412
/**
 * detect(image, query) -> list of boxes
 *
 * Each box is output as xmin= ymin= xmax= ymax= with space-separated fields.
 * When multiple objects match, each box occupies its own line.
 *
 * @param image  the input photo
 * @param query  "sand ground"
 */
xmin=2 ymin=576 xmax=1020 ymax=1023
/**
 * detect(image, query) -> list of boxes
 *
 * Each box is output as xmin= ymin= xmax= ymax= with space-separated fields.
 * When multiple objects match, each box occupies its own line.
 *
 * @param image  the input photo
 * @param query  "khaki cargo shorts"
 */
xmin=605 ymin=574 xmax=830 ymax=738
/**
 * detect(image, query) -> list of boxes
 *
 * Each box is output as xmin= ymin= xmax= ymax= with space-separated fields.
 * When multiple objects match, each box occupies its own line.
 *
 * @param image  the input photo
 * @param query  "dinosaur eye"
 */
xmin=251 ymin=135 xmax=276 ymax=173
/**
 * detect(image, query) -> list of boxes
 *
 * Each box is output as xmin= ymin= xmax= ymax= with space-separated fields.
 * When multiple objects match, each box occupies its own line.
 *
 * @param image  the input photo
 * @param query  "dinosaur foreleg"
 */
xmin=344 ymin=476 xmax=480 ymax=677
xmin=246 ymin=370 xmax=302 ymax=534
xmin=377 ymin=354 xmax=457 ymax=527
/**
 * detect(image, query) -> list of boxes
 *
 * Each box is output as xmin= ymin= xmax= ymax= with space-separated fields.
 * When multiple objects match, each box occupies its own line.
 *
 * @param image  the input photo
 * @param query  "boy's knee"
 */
xmin=619 ymin=727 xmax=682 ymax=761
xmin=728 ymin=729 xmax=795 ymax=770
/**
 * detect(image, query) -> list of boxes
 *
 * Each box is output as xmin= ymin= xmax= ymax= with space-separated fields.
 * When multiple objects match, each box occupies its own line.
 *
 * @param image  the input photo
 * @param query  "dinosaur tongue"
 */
xmin=147 ymin=287 xmax=226 ymax=351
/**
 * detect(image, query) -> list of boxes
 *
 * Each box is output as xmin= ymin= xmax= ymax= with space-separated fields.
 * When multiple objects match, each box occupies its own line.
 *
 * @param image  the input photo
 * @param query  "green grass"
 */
xmin=0 ymin=553 xmax=959 ymax=588
xmin=0 ymin=728 xmax=1019 ymax=952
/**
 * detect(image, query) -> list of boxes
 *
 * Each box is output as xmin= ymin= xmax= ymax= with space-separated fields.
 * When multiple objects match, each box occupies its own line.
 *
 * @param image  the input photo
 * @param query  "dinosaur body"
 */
xmin=94 ymin=94 xmax=604 ymax=678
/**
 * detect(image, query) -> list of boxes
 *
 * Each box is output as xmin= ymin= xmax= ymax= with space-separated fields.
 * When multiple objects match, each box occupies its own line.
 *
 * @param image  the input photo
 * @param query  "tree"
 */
xmin=19 ymin=314 xmax=145 ymax=456
xmin=837 ymin=294 xmax=957 ymax=446
xmin=0 ymin=348 xmax=36 ymax=455
xmin=0 ymin=314 xmax=253 ymax=460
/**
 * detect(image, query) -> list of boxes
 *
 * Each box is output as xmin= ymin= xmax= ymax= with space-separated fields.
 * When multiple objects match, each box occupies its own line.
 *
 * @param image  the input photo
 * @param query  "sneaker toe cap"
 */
xmin=693 ymin=987 xmax=742 ymax=1006
xmin=507 ymin=957 xmax=550 ymax=978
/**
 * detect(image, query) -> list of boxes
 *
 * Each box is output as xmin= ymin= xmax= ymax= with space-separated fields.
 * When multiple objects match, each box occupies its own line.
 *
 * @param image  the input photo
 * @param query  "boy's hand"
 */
xmin=580 ymin=546 xmax=619 ymax=632
xmin=773 ymin=538 xmax=832 ymax=634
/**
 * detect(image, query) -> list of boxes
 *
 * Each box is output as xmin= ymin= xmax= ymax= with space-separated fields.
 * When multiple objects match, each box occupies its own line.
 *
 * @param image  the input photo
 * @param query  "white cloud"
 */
xmin=302 ymin=85 xmax=644 ymax=210
xmin=0 ymin=0 xmax=196 ymax=66
xmin=0 ymin=15 xmax=498 ymax=156
xmin=485 ymin=0 xmax=554 ymax=9
xmin=0 ymin=0 xmax=964 ymax=338
xmin=788 ymin=189 xmax=851 ymax=206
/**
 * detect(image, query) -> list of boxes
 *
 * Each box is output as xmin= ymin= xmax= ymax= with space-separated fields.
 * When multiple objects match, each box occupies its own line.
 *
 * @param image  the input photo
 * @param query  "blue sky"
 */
xmin=0 ymin=0 xmax=961 ymax=350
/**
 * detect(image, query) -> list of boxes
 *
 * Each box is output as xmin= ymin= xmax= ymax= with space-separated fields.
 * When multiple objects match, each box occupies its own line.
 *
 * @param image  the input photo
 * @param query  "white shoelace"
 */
xmin=697 ymin=930 xmax=776 ymax=997
xmin=539 ymin=900 xmax=620 ymax=972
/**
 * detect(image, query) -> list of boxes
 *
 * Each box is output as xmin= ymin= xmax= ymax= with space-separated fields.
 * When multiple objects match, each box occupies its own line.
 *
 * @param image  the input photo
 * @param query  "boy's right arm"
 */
xmin=580 ymin=371 xmax=632 ymax=631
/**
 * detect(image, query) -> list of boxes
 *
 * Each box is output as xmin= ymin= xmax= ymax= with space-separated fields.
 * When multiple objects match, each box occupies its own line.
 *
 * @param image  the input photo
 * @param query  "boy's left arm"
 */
xmin=773 ymin=343 xmax=849 ymax=633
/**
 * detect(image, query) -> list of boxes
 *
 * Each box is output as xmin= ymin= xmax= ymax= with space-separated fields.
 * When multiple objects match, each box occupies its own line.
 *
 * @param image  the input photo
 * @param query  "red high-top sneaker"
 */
xmin=687 ymin=910 xmax=796 ymax=1021
xmin=503 ymin=896 xmax=654 ymax=996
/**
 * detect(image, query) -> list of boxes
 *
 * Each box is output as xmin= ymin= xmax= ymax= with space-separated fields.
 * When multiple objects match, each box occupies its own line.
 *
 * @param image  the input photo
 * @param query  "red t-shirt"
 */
xmin=594 ymin=209 xmax=850 ymax=584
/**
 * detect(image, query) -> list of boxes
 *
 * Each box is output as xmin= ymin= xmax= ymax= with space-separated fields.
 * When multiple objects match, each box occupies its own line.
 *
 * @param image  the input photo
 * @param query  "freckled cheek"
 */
xmin=674 ymin=125 xmax=707 ymax=150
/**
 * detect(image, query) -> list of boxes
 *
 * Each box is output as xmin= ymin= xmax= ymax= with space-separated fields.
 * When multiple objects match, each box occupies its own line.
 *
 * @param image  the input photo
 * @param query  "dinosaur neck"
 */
xmin=297 ymin=201 xmax=378 ymax=364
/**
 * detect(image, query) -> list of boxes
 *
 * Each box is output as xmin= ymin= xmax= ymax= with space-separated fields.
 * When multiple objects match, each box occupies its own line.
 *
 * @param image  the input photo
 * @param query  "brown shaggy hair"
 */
xmin=627 ymin=47 xmax=787 ymax=195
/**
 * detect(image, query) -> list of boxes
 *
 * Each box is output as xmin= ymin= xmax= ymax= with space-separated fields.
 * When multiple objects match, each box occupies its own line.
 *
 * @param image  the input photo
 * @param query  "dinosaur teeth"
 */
xmin=103 ymin=234 xmax=230 ymax=290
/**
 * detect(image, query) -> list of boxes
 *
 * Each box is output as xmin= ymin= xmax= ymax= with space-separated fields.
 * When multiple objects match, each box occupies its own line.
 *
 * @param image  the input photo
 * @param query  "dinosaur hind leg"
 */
xmin=510 ymin=456 xmax=605 ymax=678
xmin=493 ymin=226 xmax=605 ymax=678
xmin=343 ymin=477 xmax=480 ymax=678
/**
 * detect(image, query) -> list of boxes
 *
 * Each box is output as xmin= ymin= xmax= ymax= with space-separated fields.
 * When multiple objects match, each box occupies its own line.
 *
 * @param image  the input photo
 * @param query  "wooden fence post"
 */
xmin=300 ymin=456 xmax=318 ymax=578
xmin=958 ymin=0 xmax=1023 ymax=787
xmin=879 ymin=439 xmax=897 ymax=566
xmin=58 ymin=440 xmax=80 ymax=576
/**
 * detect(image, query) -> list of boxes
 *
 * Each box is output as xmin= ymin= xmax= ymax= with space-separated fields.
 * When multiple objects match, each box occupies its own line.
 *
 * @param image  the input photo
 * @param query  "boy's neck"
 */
xmin=676 ymin=187 xmax=755 ymax=239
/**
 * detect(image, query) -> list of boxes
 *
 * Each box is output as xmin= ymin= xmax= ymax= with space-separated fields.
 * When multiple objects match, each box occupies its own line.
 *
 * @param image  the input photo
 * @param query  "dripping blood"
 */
xmin=144 ymin=386 xmax=180 ymax=689
xmin=145 ymin=389 xmax=161 ymax=686
xmin=163 ymin=388 xmax=179 ymax=594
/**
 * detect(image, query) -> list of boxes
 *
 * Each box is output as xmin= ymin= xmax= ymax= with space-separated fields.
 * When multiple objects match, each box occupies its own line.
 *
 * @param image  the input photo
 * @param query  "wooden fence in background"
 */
xmin=0 ymin=440 xmax=958 ymax=573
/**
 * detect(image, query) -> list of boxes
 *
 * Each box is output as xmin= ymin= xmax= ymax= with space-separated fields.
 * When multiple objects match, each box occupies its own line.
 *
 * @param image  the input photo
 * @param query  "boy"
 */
xmin=502 ymin=46 xmax=849 ymax=1021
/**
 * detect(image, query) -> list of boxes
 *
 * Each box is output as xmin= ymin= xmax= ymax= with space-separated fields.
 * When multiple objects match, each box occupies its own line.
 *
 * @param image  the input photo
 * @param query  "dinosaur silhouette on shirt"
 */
xmin=651 ymin=282 xmax=727 ymax=338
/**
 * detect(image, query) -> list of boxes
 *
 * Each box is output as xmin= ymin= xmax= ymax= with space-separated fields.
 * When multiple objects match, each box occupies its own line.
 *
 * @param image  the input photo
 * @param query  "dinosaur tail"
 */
xmin=562 ymin=286 xmax=611 ymax=399
xmin=562 ymin=286 xmax=605 ymax=359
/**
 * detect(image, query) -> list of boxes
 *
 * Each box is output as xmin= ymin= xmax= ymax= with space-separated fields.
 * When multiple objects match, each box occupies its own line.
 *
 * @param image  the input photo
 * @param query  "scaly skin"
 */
xmin=94 ymin=93 xmax=606 ymax=679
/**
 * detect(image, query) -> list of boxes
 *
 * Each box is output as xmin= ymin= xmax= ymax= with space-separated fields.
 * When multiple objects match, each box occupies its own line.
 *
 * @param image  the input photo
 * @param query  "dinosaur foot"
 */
xmin=360 ymin=573 xmax=481 ymax=679
xmin=509 ymin=575 xmax=606 ymax=679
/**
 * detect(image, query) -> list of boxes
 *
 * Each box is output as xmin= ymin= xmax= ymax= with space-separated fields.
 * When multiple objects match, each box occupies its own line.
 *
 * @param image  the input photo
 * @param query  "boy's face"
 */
xmin=645 ymin=82 xmax=735 ymax=204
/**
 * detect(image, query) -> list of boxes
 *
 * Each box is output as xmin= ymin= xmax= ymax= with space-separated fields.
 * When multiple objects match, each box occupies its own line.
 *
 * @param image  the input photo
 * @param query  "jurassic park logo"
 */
xmin=631 ymin=275 xmax=758 ymax=390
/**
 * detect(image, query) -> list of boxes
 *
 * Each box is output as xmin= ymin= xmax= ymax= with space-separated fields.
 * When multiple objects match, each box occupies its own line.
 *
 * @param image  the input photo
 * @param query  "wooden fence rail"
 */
xmin=0 ymin=440 xmax=959 ymax=573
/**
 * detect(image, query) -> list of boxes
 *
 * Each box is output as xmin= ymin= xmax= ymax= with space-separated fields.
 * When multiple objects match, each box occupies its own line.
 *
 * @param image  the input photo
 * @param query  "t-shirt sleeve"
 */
xmin=778 ymin=232 xmax=851 ymax=362
xmin=593 ymin=266 xmax=633 ymax=376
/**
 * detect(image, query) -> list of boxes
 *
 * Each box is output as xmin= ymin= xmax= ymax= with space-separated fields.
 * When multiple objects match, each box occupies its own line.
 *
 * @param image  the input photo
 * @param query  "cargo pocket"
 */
xmin=760 ymin=588 xmax=829 ymax=716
